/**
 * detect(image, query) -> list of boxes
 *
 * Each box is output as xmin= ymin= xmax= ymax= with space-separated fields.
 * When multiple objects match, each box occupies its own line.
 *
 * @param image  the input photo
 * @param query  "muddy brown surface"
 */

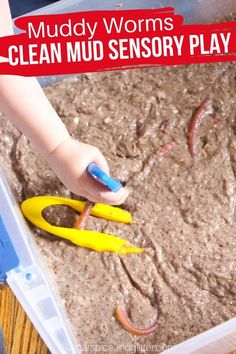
xmin=1 ymin=63 xmax=236 ymax=353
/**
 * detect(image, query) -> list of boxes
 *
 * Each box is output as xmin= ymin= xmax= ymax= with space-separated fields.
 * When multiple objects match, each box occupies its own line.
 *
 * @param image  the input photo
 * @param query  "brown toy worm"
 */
xmin=188 ymin=96 xmax=210 ymax=158
xmin=74 ymin=200 xmax=94 ymax=230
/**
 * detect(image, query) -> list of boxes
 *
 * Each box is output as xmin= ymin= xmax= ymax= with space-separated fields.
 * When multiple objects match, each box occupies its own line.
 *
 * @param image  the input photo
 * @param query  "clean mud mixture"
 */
xmin=1 ymin=62 xmax=236 ymax=353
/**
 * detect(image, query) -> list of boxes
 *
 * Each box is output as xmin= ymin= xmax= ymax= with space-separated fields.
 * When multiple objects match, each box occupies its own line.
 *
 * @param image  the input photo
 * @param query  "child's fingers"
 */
xmin=81 ymin=175 xmax=129 ymax=205
xmin=95 ymin=188 xmax=129 ymax=205
xmin=86 ymin=188 xmax=129 ymax=205
xmin=93 ymin=149 xmax=110 ymax=175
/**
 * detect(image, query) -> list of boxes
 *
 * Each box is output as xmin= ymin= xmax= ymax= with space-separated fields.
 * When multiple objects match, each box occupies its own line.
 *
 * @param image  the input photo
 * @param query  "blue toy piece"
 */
xmin=87 ymin=162 xmax=123 ymax=193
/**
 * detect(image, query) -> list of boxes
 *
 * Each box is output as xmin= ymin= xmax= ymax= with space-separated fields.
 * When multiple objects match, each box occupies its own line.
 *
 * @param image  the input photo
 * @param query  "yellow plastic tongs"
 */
xmin=21 ymin=163 xmax=143 ymax=254
xmin=21 ymin=196 xmax=142 ymax=254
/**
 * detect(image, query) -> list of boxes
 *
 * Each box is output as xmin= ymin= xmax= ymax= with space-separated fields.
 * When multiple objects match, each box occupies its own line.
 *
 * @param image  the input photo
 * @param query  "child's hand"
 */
xmin=0 ymin=2 xmax=128 ymax=206
xmin=47 ymin=137 xmax=129 ymax=205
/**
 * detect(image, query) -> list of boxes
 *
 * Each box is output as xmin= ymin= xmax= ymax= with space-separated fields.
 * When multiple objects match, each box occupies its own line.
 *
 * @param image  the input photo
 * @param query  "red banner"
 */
xmin=0 ymin=8 xmax=235 ymax=76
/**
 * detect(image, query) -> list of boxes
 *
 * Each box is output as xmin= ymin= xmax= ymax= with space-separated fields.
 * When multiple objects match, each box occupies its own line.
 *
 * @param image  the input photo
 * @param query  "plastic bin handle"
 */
xmin=87 ymin=162 xmax=123 ymax=192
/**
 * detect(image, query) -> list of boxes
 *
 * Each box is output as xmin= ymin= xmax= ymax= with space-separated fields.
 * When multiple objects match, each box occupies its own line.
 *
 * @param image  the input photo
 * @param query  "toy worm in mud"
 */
xmin=188 ymin=96 xmax=211 ymax=158
xmin=159 ymin=141 xmax=175 ymax=157
xmin=74 ymin=200 xmax=94 ymax=230
xmin=115 ymin=306 xmax=160 ymax=336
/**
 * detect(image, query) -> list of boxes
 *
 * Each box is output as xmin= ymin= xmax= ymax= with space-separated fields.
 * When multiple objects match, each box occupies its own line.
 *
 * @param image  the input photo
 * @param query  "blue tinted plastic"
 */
xmin=0 ymin=216 xmax=19 ymax=280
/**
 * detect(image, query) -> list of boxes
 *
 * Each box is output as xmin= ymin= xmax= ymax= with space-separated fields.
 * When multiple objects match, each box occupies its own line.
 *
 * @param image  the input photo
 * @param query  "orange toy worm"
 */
xmin=115 ymin=306 xmax=159 ymax=336
xmin=188 ymin=96 xmax=210 ymax=158
xmin=74 ymin=201 xmax=94 ymax=229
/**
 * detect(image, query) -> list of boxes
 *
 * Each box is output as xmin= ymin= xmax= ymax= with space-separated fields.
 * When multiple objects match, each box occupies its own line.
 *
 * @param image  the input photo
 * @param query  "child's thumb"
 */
xmin=93 ymin=150 xmax=110 ymax=175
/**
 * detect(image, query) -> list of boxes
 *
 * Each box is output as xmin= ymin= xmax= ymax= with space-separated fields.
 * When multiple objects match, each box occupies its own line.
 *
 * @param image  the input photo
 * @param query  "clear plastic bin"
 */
xmin=0 ymin=168 xmax=77 ymax=354
xmin=9 ymin=1 xmax=236 ymax=353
